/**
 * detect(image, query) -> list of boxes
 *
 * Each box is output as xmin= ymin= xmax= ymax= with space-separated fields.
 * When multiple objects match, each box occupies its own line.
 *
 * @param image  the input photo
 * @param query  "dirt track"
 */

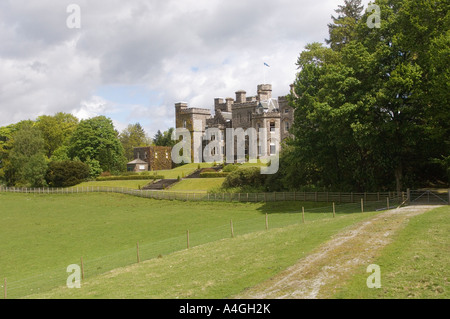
xmin=236 ymin=205 xmax=439 ymax=299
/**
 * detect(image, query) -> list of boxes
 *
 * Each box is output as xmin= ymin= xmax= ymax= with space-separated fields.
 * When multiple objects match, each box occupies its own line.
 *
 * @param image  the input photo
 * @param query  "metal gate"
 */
xmin=409 ymin=190 xmax=449 ymax=205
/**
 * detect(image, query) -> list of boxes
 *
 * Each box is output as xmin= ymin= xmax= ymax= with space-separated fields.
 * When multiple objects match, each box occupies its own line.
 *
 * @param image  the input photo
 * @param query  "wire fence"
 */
xmin=0 ymin=185 xmax=406 ymax=299
xmin=0 ymin=185 xmax=404 ymax=204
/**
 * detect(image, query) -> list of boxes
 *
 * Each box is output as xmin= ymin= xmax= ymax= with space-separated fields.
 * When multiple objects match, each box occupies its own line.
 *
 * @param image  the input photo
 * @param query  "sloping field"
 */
xmin=237 ymin=205 xmax=444 ymax=299
xmin=25 ymin=207 xmax=380 ymax=299
xmin=0 ymin=192 xmax=334 ymax=299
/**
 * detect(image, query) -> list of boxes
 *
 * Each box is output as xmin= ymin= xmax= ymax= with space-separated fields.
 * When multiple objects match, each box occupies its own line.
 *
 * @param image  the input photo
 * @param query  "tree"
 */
xmin=7 ymin=123 xmax=48 ymax=187
xmin=67 ymin=116 xmax=126 ymax=174
xmin=0 ymin=124 xmax=19 ymax=182
xmin=45 ymin=161 xmax=90 ymax=187
xmin=35 ymin=113 xmax=79 ymax=158
xmin=326 ymin=0 xmax=364 ymax=51
xmin=285 ymin=0 xmax=449 ymax=193
xmin=153 ymin=128 xmax=176 ymax=147
xmin=119 ymin=123 xmax=149 ymax=161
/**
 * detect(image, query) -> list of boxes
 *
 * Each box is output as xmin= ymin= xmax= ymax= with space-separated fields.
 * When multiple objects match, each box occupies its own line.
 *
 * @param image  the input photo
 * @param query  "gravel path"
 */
xmin=236 ymin=205 xmax=439 ymax=299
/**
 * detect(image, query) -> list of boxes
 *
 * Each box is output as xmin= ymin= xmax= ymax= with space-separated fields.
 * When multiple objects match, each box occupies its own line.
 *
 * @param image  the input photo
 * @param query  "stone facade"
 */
xmin=174 ymin=83 xmax=294 ymax=161
xmin=132 ymin=146 xmax=172 ymax=171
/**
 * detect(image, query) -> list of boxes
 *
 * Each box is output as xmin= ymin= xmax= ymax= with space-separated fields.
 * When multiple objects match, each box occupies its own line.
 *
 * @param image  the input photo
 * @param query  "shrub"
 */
xmin=46 ymin=161 xmax=90 ymax=187
xmin=199 ymin=172 xmax=229 ymax=178
xmin=222 ymin=164 xmax=240 ymax=173
xmin=223 ymin=167 xmax=266 ymax=188
xmin=96 ymin=175 xmax=164 ymax=181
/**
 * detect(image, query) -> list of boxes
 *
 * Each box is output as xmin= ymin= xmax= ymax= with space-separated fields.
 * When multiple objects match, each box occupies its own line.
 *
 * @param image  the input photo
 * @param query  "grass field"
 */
xmin=1 ymin=190 xmax=446 ymax=299
xmin=30 ymin=211 xmax=380 ymax=299
xmin=333 ymin=205 xmax=449 ymax=299
xmin=153 ymin=163 xmax=215 ymax=179
xmin=0 ymin=192 xmax=337 ymax=298
xmin=167 ymin=178 xmax=225 ymax=193
xmin=76 ymin=179 xmax=152 ymax=189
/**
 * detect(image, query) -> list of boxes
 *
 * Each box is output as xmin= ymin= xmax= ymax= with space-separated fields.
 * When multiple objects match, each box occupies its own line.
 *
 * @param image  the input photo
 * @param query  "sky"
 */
xmin=0 ymin=0 xmax=371 ymax=138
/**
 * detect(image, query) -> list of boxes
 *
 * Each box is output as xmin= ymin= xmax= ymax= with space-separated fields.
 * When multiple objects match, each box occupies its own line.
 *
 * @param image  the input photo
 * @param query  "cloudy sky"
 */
xmin=0 ymin=0 xmax=371 ymax=138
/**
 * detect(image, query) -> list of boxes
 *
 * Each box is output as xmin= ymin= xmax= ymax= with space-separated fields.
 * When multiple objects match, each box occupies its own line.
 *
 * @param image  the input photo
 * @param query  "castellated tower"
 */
xmin=174 ymin=83 xmax=294 ymax=162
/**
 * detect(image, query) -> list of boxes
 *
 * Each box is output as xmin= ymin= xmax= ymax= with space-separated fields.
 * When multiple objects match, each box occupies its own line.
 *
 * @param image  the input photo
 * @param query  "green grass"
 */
xmin=0 ymin=192 xmax=336 ymax=298
xmin=28 ymin=205 xmax=380 ymax=299
xmin=75 ymin=179 xmax=151 ymax=189
xmin=333 ymin=205 xmax=450 ymax=299
xmin=72 ymin=163 xmax=217 ymax=189
xmin=154 ymin=163 xmax=214 ymax=179
xmin=168 ymin=178 xmax=225 ymax=193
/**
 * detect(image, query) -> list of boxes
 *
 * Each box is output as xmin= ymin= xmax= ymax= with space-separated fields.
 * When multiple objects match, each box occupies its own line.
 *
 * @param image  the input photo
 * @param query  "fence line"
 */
xmin=0 ymin=185 xmax=404 ymax=203
xmin=0 ymin=193 xmax=404 ymax=299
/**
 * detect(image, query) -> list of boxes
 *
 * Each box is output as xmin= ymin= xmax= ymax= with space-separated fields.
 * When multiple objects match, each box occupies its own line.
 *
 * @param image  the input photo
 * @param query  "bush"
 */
xmin=199 ymin=172 xmax=229 ymax=178
xmin=223 ymin=167 xmax=266 ymax=188
xmin=46 ymin=161 xmax=90 ymax=187
xmin=222 ymin=164 xmax=241 ymax=173
xmin=96 ymin=175 xmax=164 ymax=181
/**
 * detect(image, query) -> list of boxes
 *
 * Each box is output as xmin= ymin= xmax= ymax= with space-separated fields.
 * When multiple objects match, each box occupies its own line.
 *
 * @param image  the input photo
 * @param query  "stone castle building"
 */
xmin=127 ymin=146 xmax=172 ymax=171
xmin=175 ymin=83 xmax=295 ymax=161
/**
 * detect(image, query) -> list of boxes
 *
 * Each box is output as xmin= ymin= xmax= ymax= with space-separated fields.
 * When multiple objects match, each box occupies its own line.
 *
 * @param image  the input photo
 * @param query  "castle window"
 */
xmin=247 ymin=112 xmax=251 ymax=122
xmin=284 ymin=121 xmax=290 ymax=132
xmin=183 ymin=120 xmax=187 ymax=128
xmin=270 ymin=143 xmax=276 ymax=155
xmin=284 ymin=108 xmax=289 ymax=114
xmin=144 ymin=151 xmax=148 ymax=159
xmin=270 ymin=122 xmax=276 ymax=132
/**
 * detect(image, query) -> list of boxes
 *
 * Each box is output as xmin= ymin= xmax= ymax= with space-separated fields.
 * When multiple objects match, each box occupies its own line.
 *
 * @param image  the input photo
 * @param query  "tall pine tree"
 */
xmin=326 ymin=0 xmax=364 ymax=50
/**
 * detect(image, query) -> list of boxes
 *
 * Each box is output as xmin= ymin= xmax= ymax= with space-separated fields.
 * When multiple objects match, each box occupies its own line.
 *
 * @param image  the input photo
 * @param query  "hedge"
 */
xmin=199 ymin=172 xmax=229 ymax=178
xmin=96 ymin=175 xmax=164 ymax=181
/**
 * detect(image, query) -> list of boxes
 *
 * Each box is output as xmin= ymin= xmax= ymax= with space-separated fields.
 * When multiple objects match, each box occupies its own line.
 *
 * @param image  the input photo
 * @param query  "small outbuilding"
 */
xmin=126 ymin=158 xmax=149 ymax=172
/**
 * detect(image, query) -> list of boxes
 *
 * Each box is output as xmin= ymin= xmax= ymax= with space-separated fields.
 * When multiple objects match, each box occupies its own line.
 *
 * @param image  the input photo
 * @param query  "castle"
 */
xmin=174 ymin=83 xmax=295 ymax=160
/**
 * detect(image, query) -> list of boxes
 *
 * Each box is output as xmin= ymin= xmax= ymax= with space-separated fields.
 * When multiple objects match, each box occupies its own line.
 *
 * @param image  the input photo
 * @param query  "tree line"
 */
xmin=0 ymin=113 xmax=175 ymax=187
xmin=268 ymin=0 xmax=449 ymax=193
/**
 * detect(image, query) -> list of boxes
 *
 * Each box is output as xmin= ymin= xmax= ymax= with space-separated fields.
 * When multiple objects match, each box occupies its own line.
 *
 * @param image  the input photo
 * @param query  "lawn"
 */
xmin=167 ymin=178 xmax=225 ymax=193
xmin=333 ymin=205 xmax=449 ymax=299
xmin=0 ymin=192 xmax=337 ymax=299
xmin=25 ymin=201 xmax=380 ymax=299
xmin=153 ymin=163 xmax=215 ymax=179
xmin=76 ymin=179 xmax=152 ymax=189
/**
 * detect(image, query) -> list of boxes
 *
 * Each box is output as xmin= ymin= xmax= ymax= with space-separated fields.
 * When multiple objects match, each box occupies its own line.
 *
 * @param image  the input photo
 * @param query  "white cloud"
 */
xmin=0 ymin=0 xmax=373 ymax=135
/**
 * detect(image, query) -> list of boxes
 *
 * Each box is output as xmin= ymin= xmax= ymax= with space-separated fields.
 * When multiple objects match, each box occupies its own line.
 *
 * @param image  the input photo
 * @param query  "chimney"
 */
xmin=214 ymin=98 xmax=224 ymax=111
xmin=235 ymin=90 xmax=246 ymax=104
xmin=225 ymin=97 xmax=234 ymax=112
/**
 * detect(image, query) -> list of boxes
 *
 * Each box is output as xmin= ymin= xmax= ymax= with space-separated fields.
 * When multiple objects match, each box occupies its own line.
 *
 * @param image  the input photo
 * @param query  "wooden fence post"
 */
xmin=187 ymin=230 xmax=190 ymax=249
xmin=230 ymin=219 xmax=234 ymax=238
xmin=361 ymin=198 xmax=364 ymax=213
xmin=80 ymin=257 xmax=84 ymax=280
xmin=265 ymin=213 xmax=268 ymax=230
xmin=302 ymin=207 xmax=305 ymax=223
xmin=137 ymin=242 xmax=140 ymax=263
